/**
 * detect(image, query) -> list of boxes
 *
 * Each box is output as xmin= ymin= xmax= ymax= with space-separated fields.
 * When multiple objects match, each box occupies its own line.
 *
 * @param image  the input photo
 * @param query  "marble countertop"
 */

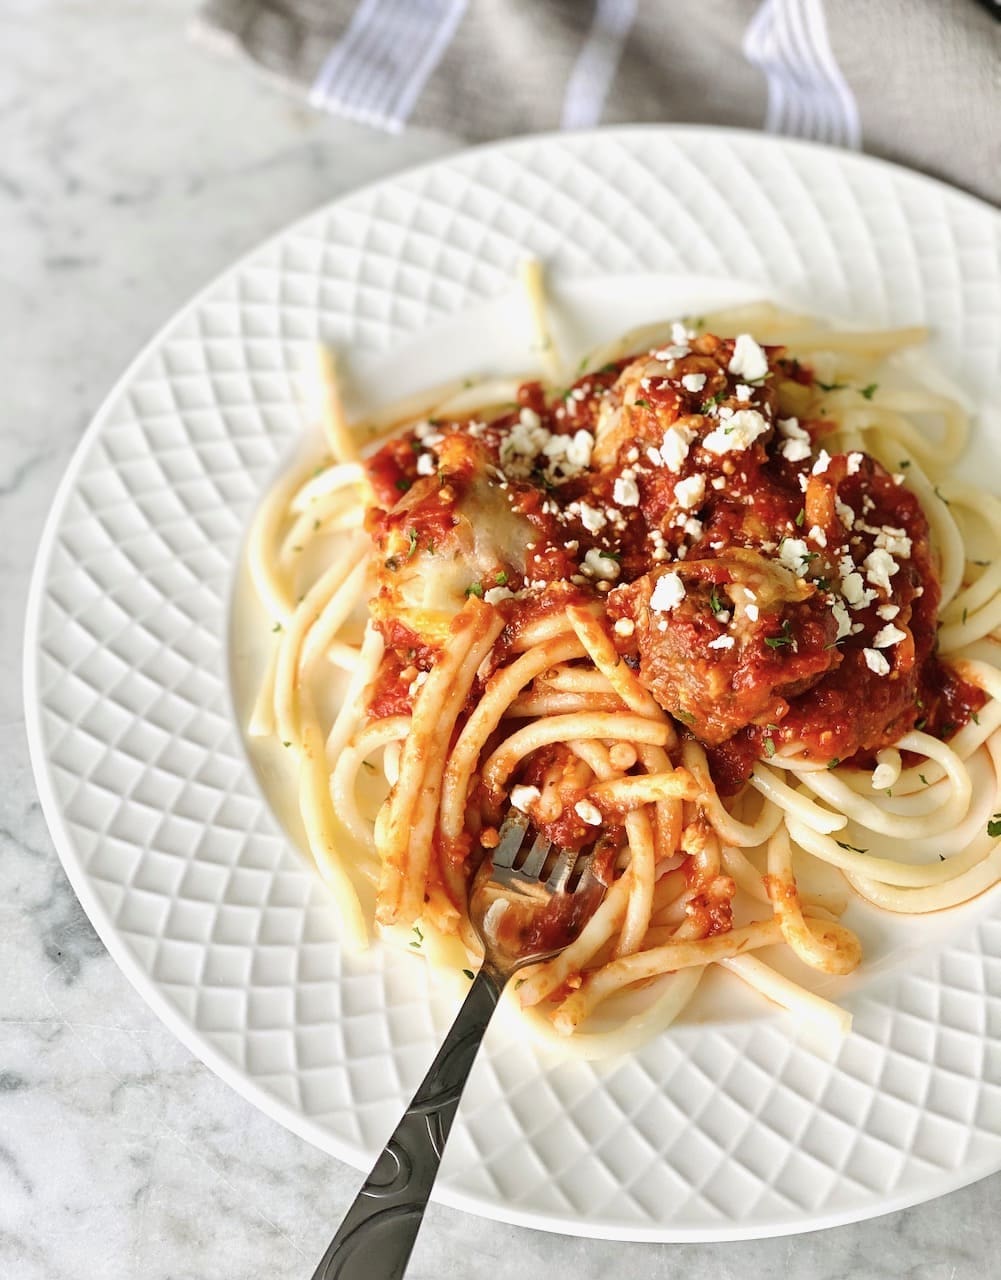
xmin=4 ymin=3 xmax=1000 ymax=1277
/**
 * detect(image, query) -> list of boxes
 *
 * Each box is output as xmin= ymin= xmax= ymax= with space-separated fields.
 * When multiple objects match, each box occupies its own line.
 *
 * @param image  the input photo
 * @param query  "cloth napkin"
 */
xmin=196 ymin=0 xmax=1000 ymax=206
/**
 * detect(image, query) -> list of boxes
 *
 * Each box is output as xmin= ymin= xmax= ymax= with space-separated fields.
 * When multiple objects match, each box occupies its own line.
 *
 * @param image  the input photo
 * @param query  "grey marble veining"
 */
xmin=3 ymin=2 xmax=1001 ymax=1277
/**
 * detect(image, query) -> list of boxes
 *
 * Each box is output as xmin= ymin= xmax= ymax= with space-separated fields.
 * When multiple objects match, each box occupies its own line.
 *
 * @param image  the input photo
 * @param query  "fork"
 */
xmin=309 ymin=811 xmax=607 ymax=1280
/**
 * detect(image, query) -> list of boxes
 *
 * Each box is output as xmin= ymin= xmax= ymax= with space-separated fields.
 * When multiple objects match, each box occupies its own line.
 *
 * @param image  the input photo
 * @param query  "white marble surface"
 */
xmin=4 ymin=3 xmax=1001 ymax=1277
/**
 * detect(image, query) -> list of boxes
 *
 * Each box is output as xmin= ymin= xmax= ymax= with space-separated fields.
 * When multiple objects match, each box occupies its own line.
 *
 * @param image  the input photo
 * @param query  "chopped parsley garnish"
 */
xmin=899 ymin=460 xmax=911 ymax=469
xmin=313 ymin=518 xmax=321 ymax=531
xmin=406 ymin=528 xmax=419 ymax=560
xmin=272 ymin=622 xmax=283 ymax=633
xmin=934 ymin=485 xmax=950 ymax=506
xmin=675 ymin=709 xmax=696 ymax=726
xmin=764 ymin=619 xmax=795 ymax=650
xmin=962 ymin=608 xmax=968 ymax=624
xmin=395 ymin=476 xmax=411 ymax=492
xmin=795 ymin=508 xmax=805 ymax=526
xmin=859 ymin=382 xmax=879 ymax=400
xmin=495 ymin=570 xmax=509 ymax=586
xmin=815 ymin=378 xmax=846 ymax=392
xmin=700 ymin=390 xmax=726 ymax=413
xmin=827 ymin=757 xmax=841 ymax=769
xmin=836 ymin=840 xmax=868 ymax=853
xmin=634 ymin=397 xmax=651 ymax=409
xmin=462 ymin=969 xmax=475 ymax=980
xmin=988 ymin=815 xmax=1001 ymax=839
xmin=709 ymin=585 xmax=723 ymax=615
xmin=763 ymin=737 xmax=776 ymax=757
xmin=915 ymin=717 xmax=927 ymax=731
xmin=919 ymin=773 xmax=929 ymax=786
xmin=409 ymin=924 xmax=424 ymax=949
xmin=972 ymin=711 xmax=980 ymax=724
xmin=282 ymin=740 xmax=291 ymax=748
xmin=465 ymin=581 xmax=484 ymax=598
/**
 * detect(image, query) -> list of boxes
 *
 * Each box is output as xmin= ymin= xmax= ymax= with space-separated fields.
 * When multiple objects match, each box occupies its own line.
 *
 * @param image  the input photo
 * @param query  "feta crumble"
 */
xmin=650 ymin=572 xmax=686 ymax=612
xmin=702 ymin=408 xmax=770 ymax=455
xmin=613 ymin=471 xmax=640 ymax=507
xmin=510 ymin=784 xmax=541 ymax=813
xmin=574 ymin=799 xmax=603 ymax=826
xmin=863 ymin=648 xmax=891 ymax=676
xmin=728 ymin=333 xmax=769 ymax=382
xmin=675 ymin=474 xmax=706 ymax=509
xmin=872 ymin=623 xmax=907 ymax=648
xmin=708 ymin=635 xmax=735 ymax=650
xmin=681 ymin=372 xmax=707 ymax=393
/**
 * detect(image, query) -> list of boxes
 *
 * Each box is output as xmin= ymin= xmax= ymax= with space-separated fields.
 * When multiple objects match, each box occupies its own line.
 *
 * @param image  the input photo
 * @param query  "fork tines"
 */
xmin=491 ymin=810 xmax=590 ymax=894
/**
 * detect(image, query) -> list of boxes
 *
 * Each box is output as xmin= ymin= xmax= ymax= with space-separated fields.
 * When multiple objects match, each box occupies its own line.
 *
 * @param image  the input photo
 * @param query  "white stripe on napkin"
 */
xmin=743 ymin=0 xmax=861 ymax=148
xmin=311 ymin=0 xmax=468 ymax=131
xmin=560 ymin=0 xmax=638 ymax=130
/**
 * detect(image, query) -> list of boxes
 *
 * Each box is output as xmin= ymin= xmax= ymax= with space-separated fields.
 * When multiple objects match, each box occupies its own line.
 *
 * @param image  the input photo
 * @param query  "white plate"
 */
xmin=24 ymin=127 xmax=1001 ymax=1242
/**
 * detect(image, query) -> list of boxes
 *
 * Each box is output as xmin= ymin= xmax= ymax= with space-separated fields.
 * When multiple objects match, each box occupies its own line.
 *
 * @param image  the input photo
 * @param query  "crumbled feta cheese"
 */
xmin=484 ymin=586 xmax=515 ymax=605
xmin=613 ymin=617 xmax=635 ymax=638
xmin=780 ymin=436 xmax=812 ymax=463
xmin=840 ymin=572 xmax=874 ymax=609
xmin=519 ymin=407 xmax=541 ymax=430
xmin=808 ymin=524 xmax=827 ymax=548
xmin=582 ymin=548 xmax=620 ymax=580
xmin=735 ymin=383 xmax=754 ymax=401
xmin=407 ymin=670 xmax=429 ymax=696
xmin=565 ymin=429 xmax=594 ymax=470
xmin=873 ymin=623 xmax=907 ymax=648
xmin=702 ymin=408 xmax=770 ymax=455
xmin=613 ymin=471 xmax=640 ymax=507
xmin=863 ymin=648 xmax=891 ymax=676
xmin=675 ymin=474 xmax=706 ymax=509
xmin=654 ymin=343 xmax=690 ymax=361
xmin=658 ymin=422 xmax=697 ymax=472
xmin=683 ymin=517 xmax=703 ymax=539
xmin=831 ymin=598 xmax=852 ymax=640
xmin=500 ymin=415 xmax=550 ymax=476
xmin=846 ymin=452 xmax=864 ymax=476
xmin=416 ymin=451 xmax=436 ymax=476
xmin=863 ymin=548 xmax=898 ymax=592
xmin=646 ymin=445 xmax=662 ymax=466
xmin=578 ymin=501 xmax=607 ymax=533
xmin=835 ymin=499 xmax=856 ymax=529
xmin=745 ymin=603 xmax=760 ymax=622
xmin=778 ymin=538 xmax=811 ymax=576
xmin=510 ymin=784 xmax=541 ymax=813
xmin=812 ymin=450 xmax=832 ymax=475
xmin=708 ymin=634 xmax=735 ymax=650
xmin=671 ymin=321 xmax=695 ymax=345
xmin=875 ymin=527 xmax=912 ymax=559
xmin=681 ymin=372 xmax=707 ymax=393
xmin=871 ymin=763 xmax=895 ymax=790
xmin=650 ymin=572 xmax=686 ymax=612
xmin=778 ymin=417 xmax=809 ymax=441
xmin=876 ymin=603 xmax=900 ymax=620
xmin=728 ymin=333 xmax=769 ymax=382
xmin=574 ymin=799 xmax=603 ymax=826
xmin=712 ymin=476 xmax=727 ymax=490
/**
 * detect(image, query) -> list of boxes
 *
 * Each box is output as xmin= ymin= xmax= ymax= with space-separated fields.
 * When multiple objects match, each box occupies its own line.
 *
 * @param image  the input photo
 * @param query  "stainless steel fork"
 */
xmin=309 ymin=811 xmax=607 ymax=1280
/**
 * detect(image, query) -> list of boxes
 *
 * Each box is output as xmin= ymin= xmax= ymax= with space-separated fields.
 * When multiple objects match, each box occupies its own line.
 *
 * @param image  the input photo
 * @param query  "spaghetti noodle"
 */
xmin=245 ymin=278 xmax=1001 ymax=1054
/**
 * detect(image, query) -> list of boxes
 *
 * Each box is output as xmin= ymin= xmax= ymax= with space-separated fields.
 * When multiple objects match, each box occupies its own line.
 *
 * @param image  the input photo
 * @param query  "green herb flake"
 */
xmin=763 ymin=737 xmax=776 ymax=758
xmin=700 ymin=390 xmax=726 ymax=414
xmin=361 ymin=760 xmax=376 ymax=774
xmin=462 ymin=969 xmax=475 ymax=980
xmin=827 ymin=757 xmax=841 ymax=770
xmin=764 ymin=619 xmax=795 ymax=650
xmin=465 ymin=581 xmax=484 ymax=598
xmin=972 ymin=711 xmax=981 ymax=725
xmin=634 ymin=398 xmax=651 ymax=409
xmin=815 ymin=379 xmax=846 ymax=393
xmin=272 ymin=622 xmax=283 ymax=633
xmin=899 ymin=459 xmax=911 ymax=469
xmin=495 ymin=570 xmax=509 ymax=586
xmin=934 ymin=485 xmax=950 ymax=506
xmin=675 ymin=709 xmax=696 ymax=726
xmin=835 ymin=840 xmax=868 ymax=853
xmin=395 ymin=477 xmax=411 ymax=493
xmin=988 ymin=814 xmax=1001 ymax=839
xmin=282 ymin=740 xmax=291 ymax=749
xmin=919 ymin=773 xmax=929 ymax=786
xmin=860 ymin=383 xmax=879 ymax=400
xmin=709 ymin=585 xmax=723 ymax=615
xmin=795 ymin=508 xmax=805 ymax=527
xmin=407 ymin=528 xmax=419 ymax=560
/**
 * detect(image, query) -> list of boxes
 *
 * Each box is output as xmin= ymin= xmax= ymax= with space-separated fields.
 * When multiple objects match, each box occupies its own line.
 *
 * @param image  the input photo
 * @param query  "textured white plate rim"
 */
xmin=22 ymin=124 xmax=1001 ymax=1243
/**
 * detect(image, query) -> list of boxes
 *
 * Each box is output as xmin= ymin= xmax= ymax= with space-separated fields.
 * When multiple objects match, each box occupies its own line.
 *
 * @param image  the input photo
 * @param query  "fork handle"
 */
xmin=310 ymin=966 xmax=503 ymax=1280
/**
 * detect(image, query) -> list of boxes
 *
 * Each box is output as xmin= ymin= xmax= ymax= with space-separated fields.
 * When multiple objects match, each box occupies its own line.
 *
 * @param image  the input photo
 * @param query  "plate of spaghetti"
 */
xmin=25 ymin=127 xmax=1001 ymax=1240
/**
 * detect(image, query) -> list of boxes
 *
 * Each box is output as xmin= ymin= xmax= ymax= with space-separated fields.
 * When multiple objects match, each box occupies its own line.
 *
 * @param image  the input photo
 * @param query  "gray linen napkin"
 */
xmin=195 ymin=0 xmax=1000 ymax=205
